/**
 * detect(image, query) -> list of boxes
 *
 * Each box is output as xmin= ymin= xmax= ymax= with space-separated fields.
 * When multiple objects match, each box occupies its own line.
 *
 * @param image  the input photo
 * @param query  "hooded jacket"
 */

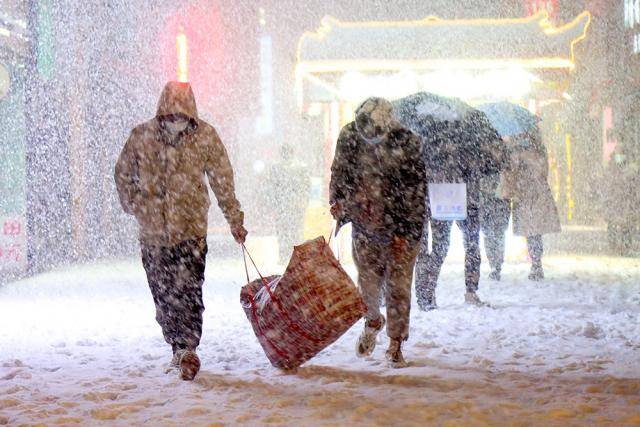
xmin=329 ymin=110 xmax=426 ymax=245
xmin=115 ymin=81 xmax=244 ymax=246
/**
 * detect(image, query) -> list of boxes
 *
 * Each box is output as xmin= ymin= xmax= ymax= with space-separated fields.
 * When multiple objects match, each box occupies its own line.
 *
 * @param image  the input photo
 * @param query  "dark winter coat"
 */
xmin=329 ymin=122 xmax=426 ymax=244
xmin=418 ymin=112 xmax=505 ymax=210
xmin=500 ymin=131 xmax=560 ymax=237
xmin=115 ymin=81 xmax=244 ymax=246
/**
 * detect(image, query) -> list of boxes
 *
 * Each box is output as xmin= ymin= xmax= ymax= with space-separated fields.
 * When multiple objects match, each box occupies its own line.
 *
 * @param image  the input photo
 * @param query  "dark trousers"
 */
xmin=415 ymin=206 xmax=481 ymax=305
xmin=481 ymin=198 xmax=511 ymax=272
xmin=141 ymin=237 xmax=208 ymax=352
xmin=527 ymin=234 xmax=543 ymax=267
xmin=352 ymin=232 xmax=418 ymax=340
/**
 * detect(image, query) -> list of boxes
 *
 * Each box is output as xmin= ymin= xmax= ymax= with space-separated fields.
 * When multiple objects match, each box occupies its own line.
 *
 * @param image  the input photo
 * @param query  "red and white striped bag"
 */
xmin=240 ymin=236 xmax=366 ymax=370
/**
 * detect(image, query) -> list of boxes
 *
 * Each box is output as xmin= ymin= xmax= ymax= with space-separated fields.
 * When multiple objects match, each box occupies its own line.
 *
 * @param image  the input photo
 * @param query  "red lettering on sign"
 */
xmin=3 ymin=220 xmax=21 ymax=236
xmin=5 ymin=244 xmax=21 ymax=262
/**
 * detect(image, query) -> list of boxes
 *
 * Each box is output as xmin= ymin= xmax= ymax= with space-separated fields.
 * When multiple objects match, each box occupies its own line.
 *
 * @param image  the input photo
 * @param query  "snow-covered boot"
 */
xmin=417 ymin=289 xmax=437 ymax=311
xmin=385 ymin=338 xmax=407 ymax=368
xmin=356 ymin=316 xmax=385 ymax=358
xmin=177 ymin=350 xmax=200 ymax=381
xmin=170 ymin=351 xmax=181 ymax=368
xmin=488 ymin=269 xmax=501 ymax=281
xmin=465 ymin=291 xmax=489 ymax=307
xmin=528 ymin=264 xmax=544 ymax=281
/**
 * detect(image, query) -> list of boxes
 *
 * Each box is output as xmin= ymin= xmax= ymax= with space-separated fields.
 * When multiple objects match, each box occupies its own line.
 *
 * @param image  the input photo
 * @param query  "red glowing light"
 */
xmin=177 ymin=28 xmax=188 ymax=82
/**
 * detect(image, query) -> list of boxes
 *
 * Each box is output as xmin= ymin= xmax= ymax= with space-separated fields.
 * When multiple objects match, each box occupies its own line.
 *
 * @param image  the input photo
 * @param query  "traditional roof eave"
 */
xmin=296 ymin=11 xmax=591 ymax=75
xmin=296 ymin=58 xmax=576 ymax=76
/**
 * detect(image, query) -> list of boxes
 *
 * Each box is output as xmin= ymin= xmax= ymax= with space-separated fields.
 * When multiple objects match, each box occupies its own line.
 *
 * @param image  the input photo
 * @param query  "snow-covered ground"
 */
xmin=1 ymin=250 xmax=640 ymax=426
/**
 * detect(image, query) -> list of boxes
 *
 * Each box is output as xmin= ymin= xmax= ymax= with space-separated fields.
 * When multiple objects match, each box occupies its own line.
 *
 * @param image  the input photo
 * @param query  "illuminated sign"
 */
xmin=0 ymin=217 xmax=26 ymax=273
xmin=625 ymin=0 xmax=640 ymax=54
xmin=0 ymin=64 xmax=9 ymax=100
xmin=625 ymin=0 xmax=640 ymax=28
xmin=525 ymin=0 xmax=559 ymax=18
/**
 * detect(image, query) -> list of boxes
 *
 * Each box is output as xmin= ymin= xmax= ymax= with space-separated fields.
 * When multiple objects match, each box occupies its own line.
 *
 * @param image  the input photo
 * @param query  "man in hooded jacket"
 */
xmin=330 ymin=97 xmax=426 ymax=368
xmin=115 ymin=81 xmax=247 ymax=380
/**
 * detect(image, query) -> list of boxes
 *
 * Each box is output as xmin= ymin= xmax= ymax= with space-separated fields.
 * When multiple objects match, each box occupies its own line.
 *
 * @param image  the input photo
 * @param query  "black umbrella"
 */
xmin=392 ymin=92 xmax=506 ymax=179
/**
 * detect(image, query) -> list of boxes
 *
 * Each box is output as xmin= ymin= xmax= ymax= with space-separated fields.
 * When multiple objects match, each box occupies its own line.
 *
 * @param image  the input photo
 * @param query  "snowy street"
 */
xmin=1 ymin=254 xmax=639 ymax=426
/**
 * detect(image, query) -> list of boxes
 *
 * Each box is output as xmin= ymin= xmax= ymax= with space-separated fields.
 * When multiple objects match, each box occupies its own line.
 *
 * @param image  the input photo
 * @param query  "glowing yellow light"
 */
xmin=176 ymin=29 xmax=188 ymax=83
xmin=565 ymin=133 xmax=574 ymax=221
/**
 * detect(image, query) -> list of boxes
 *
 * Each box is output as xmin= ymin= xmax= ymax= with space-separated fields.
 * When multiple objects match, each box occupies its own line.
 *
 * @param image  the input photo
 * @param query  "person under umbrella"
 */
xmin=394 ymin=92 xmax=505 ymax=310
xmin=477 ymin=102 xmax=560 ymax=281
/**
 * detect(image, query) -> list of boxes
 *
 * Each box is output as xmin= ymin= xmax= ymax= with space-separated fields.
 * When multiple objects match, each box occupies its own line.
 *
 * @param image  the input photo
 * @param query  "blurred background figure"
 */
xmin=480 ymin=170 xmax=511 ymax=281
xmin=605 ymin=145 xmax=639 ymax=256
xmin=500 ymin=128 xmax=561 ymax=281
xmin=267 ymin=143 xmax=311 ymax=263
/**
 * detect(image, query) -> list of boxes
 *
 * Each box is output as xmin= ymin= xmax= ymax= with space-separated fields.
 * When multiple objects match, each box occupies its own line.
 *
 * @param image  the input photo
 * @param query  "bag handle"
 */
xmin=242 ymin=244 xmax=269 ymax=288
xmin=242 ymin=219 xmax=339 ymax=286
xmin=327 ymin=222 xmax=342 ymax=262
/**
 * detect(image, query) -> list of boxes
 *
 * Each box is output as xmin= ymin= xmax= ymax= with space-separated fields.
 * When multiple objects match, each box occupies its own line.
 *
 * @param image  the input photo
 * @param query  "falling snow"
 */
xmin=1 ymin=1 xmax=639 ymax=426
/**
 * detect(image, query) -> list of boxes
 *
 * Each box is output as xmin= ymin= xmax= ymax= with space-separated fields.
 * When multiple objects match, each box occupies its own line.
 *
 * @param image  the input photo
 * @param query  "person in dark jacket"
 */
xmin=414 ymin=113 xmax=504 ymax=310
xmin=115 ymin=81 xmax=247 ymax=381
xmin=330 ymin=97 xmax=426 ymax=368
xmin=500 ymin=128 xmax=560 ymax=280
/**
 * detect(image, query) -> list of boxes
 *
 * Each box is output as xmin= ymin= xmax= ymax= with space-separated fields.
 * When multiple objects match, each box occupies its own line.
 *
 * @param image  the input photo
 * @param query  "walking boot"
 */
xmin=488 ymin=269 xmax=501 ymax=281
xmin=528 ymin=264 xmax=544 ymax=281
xmin=385 ymin=338 xmax=408 ymax=368
xmin=465 ymin=291 xmax=490 ymax=307
xmin=356 ymin=316 xmax=385 ymax=358
xmin=417 ymin=288 xmax=437 ymax=311
xmin=177 ymin=349 xmax=201 ymax=381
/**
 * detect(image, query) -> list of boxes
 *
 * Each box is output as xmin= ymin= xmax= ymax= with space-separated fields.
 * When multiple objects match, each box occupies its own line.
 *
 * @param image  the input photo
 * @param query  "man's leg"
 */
xmin=527 ymin=234 xmax=544 ymax=280
xmin=482 ymin=200 xmax=510 ymax=279
xmin=170 ymin=238 xmax=208 ymax=352
xmin=352 ymin=233 xmax=386 ymax=357
xmin=162 ymin=237 xmax=208 ymax=380
xmin=460 ymin=207 xmax=481 ymax=293
xmin=417 ymin=220 xmax=452 ymax=309
xmin=141 ymin=243 xmax=179 ymax=352
xmin=460 ymin=208 xmax=489 ymax=306
xmin=414 ymin=220 xmax=432 ymax=309
xmin=384 ymin=239 xmax=420 ymax=368
xmin=353 ymin=233 xmax=385 ymax=324
xmin=386 ymin=241 xmax=420 ymax=341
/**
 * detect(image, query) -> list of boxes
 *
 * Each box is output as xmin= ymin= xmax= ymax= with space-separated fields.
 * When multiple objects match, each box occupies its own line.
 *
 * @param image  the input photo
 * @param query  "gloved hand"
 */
xmin=231 ymin=224 xmax=248 ymax=244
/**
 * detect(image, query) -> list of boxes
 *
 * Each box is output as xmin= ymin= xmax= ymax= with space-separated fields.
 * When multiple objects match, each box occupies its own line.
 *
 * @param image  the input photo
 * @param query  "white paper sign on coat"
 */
xmin=428 ymin=183 xmax=467 ymax=221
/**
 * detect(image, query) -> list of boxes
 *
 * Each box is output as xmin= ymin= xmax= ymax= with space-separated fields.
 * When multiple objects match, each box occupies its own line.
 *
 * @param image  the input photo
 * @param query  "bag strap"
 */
xmin=242 ymin=244 xmax=269 ymax=287
xmin=327 ymin=222 xmax=341 ymax=262
xmin=241 ymin=245 xmax=251 ymax=285
xmin=327 ymin=222 xmax=336 ymax=246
